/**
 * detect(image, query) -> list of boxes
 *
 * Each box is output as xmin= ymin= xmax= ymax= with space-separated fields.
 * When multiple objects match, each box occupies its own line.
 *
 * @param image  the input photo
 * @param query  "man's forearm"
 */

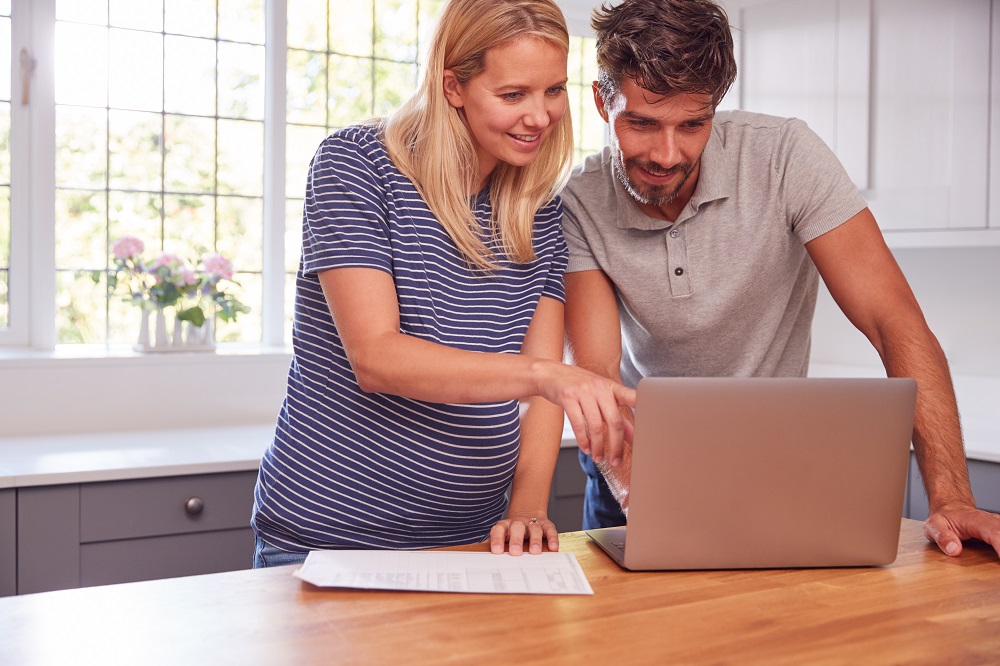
xmin=882 ymin=324 xmax=974 ymax=511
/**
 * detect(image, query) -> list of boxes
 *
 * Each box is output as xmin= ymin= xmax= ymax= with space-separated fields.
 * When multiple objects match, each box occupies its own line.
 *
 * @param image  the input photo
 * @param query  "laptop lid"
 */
xmin=588 ymin=377 xmax=916 ymax=570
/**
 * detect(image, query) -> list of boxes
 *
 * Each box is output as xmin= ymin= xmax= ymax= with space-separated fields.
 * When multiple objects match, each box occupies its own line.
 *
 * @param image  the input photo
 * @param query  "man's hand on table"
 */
xmin=924 ymin=504 xmax=1000 ymax=559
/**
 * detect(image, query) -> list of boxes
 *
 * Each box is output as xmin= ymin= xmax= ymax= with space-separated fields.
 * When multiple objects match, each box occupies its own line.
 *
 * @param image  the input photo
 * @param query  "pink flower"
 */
xmin=202 ymin=253 xmax=234 ymax=280
xmin=112 ymin=235 xmax=145 ymax=261
xmin=149 ymin=253 xmax=183 ymax=271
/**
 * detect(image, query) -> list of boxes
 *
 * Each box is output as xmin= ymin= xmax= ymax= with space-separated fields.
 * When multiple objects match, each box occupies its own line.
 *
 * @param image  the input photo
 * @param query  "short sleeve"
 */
xmin=777 ymin=119 xmax=868 ymax=244
xmin=536 ymin=197 xmax=569 ymax=303
xmin=301 ymin=128 xmax=394 ymax=277
xmin=560 ymin=187 xmax=602 ymax=274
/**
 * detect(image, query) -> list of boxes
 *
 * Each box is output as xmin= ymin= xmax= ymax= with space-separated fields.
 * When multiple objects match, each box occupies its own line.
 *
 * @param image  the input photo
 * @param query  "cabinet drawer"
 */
xmin=80 ymin=471 xmax=258 ymax=543
xmin=80 ymin=528 xmax=254 ymax=587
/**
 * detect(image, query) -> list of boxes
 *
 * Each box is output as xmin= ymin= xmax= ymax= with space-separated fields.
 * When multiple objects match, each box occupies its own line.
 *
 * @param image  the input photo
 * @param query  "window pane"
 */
xmin=0 ymin=188 xmax=9 ymax=266
xmin=217 ymin=195 xmax=263 ymax=271
xmin=0 ymin=2 xmax=11 ymax=16
xmin=285 ymin=124 xmax=326 ymax=198
xmin=56 ymin=269 xmax=106 ymax=344
xmin=165 ymin=0 xmax=217 ymax=38
xmin=165 ymin=36 xmax=217 ymax=116
xmin=286 ymin=49 xmax=328 ymax=125
xmin=0 ymin=268 xmax=7 ymax=329
xmin=108 ymin=110 xmax=163 ymax=191
xmin=56 ymin=23 xmax=108 ymax=107
xmin=55 ymin=189 xmax=106 ymax=270
xmin=330 ymin=0 xmax=373 ymax=57
xmin=287 ymin=0 xmax=327 ymax=50
xmin=375 ymin=0 xmax=418 ymax=62
xmin=373 ymin=60 xmax=417 ymax=117
xmin=163 ymin=193 xmax=215 ymax=259
xmin=110 ymin=0 xmax=163 ymax=31
xmin=108 ymin=191 xmax=162 ymax=244
xmin=218 ymin=272 xmax=260 ymax=342
xmin=109 ymin=29 xmax=164 ymax=112
xmin=164 ymin=114 xmax=216 ymax=194
xmin=218 ymin=42 xmax=265 ymax=120
xmin=417 ymin=0 xmax=444 ymax=54
xmin=218 ymin=0 xmax=265 ymax=45
xmin=56 ymin=106 xmax=108 ymax=189
xmin=285 ymin=197 xmax=303 ymax=272
xmin=56 ymin=0 xmax=108 ymax=25
xmin=0 ymin=102 xmax=9 ymax=183
xmin=217 ymin=119 xmax=263 ymax=196
xmin=328 ymin=54 xmax=373 ymax=128
xmin=0 ymin=18 xmax=10 ymax=99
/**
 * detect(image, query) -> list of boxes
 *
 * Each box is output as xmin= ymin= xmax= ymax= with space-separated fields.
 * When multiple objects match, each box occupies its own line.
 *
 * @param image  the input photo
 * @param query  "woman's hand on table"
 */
xmin=489 ymin=513 xmax=559 ymax=555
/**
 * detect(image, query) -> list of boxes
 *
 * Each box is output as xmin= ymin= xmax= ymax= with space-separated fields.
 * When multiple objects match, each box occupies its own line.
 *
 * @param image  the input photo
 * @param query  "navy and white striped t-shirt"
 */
xmin=252 ymin=123 xmax=568 ymax=551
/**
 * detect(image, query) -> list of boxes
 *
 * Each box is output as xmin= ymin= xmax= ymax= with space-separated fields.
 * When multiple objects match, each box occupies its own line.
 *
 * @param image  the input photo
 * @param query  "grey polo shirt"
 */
xmin=562 ymin=110 xmax=867 ymax=387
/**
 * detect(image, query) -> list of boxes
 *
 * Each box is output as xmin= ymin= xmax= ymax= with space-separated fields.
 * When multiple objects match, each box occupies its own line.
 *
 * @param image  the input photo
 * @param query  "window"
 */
xmin=0 ymin=0 xmax=10 ymax=331
xmin=2 ymin=0 xmax=602 ymax=351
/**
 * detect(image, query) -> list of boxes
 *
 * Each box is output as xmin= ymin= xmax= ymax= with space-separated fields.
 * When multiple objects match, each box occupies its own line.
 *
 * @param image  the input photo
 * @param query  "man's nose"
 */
xmin=648 ymin=131 xmax=681 ymax=168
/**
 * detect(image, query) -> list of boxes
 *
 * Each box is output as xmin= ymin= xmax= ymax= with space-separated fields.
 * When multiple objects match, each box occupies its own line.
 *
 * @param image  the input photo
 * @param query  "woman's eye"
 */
xmin=546 ymin=85 xmax=567 ymax=95
xmin=503 ymin=92 xmax=523 ymax=101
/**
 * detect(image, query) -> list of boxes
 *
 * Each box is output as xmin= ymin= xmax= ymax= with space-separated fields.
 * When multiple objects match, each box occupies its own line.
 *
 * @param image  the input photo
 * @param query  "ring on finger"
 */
xmin=529 ymin=517 xmax=538 ymax=525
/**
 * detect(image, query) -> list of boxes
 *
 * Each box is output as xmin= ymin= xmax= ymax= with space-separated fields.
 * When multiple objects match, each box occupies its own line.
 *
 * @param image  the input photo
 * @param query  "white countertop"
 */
xmin=1 ymin=368 xmax=996 ymax=489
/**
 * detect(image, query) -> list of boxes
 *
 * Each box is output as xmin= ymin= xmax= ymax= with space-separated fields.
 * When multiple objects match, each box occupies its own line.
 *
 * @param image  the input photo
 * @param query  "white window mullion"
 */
xmin=262 ymin=0 xmax=287 ymax=348
xmin=26 ymin=0 xmax=56 ymax=349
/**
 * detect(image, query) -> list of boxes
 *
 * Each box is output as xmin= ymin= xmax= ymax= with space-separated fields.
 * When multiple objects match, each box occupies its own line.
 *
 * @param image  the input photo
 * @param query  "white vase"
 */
xmin=171 ymin=312 xmax=184 ymax=347
xmin=136 ymin=309 xmax=150 ymax=349
xmin=153 ymin=310 xmax=169 ymax=348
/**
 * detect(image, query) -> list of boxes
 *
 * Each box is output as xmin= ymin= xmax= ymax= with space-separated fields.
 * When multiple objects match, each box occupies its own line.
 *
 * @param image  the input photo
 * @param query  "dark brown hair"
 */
xmin=592 ymin=0 xmax=737 ymax=108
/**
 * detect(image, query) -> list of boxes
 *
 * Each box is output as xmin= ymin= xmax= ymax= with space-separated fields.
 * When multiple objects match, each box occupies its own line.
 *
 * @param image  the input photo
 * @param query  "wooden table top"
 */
xmin=1 ymin=519 xmax=997 ymax=665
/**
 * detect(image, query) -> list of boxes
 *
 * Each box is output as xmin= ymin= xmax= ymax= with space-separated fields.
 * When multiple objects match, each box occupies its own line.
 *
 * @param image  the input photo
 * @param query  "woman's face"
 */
xmin=443 ymin=36 xmax=568 ymax=188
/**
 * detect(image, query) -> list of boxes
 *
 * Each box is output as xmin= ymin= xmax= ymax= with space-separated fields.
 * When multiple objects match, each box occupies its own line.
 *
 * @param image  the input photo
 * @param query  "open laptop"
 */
xmin=586 ymin=377 xmax=917 ymax=570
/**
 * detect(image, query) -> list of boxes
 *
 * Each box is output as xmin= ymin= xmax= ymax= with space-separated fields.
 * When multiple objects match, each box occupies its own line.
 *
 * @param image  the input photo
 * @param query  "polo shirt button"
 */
xmin=674 ymin=267 xmax=684 ymax=276
xmin=669 ymin=229 xmax=679 ymax=238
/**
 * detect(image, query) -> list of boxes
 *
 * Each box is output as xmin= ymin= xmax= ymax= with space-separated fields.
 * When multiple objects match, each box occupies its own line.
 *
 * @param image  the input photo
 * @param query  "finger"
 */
xmin=614 ymin=384 xmax=637 ymax=408
xmin=489 ymin=522 xmax=509 ymax=555
xmin=564 ymin=405 xmax=591 ymax=456
xmin=923 ymin=516 xmax=962 ymax=556
xmin=508 ymin=521 xmax=526 ymax=556
xmin=544 ymin=522 xmax=560 ymax=552
xmin=594 ymin=390 xmax=626 ymax=466
xmin=581 ymin=402 xmax=608 ymax=463
xmin=527 ymin=520 xmax=544 ymax=555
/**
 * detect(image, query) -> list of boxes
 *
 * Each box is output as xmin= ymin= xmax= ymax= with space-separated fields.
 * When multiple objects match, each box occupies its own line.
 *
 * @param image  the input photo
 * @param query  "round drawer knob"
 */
xmin=185 ymin=496 xmax=205 ymax=516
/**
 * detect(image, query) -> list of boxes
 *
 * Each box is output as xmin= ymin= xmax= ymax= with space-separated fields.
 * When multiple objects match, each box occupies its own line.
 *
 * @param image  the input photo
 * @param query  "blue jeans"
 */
xmin=253 ymin=536 xmax=309 ymax=568
xmin=579 ymin=450 xmax=628 ymax=530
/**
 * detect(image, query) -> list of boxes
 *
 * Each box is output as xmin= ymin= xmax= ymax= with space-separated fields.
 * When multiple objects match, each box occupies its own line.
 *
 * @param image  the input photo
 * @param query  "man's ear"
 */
xmin=592 ymin=81 xmax=610 ymax=123
xmin=443 ymin=70 xmax=464 ymax=109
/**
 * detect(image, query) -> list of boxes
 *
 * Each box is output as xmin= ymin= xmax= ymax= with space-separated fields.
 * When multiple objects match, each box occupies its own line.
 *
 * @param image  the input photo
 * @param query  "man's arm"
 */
xmin=807 ymin=207 xmax=1000 ymax=558
xmin=564 ymin=269 xmax=635 ymax=512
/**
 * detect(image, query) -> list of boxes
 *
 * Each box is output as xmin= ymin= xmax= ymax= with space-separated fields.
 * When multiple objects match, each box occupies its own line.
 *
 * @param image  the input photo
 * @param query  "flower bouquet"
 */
xmin=105 ymin=235 xmax=250 ymax=351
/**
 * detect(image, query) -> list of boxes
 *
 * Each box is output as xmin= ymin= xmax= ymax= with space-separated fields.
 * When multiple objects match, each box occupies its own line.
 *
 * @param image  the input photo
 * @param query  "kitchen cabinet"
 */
xmin=547 ymin=448 xmax=587 ymax=532
xmin=0 ymin=490 xmax=14 ymax=597
xmin=906 ymin=454 xmax=1000 ymax=520
xmin=16 ymin=471 xmax=257 ymax=595
xmin=724 ymin=0 xmax=1000 ymax=247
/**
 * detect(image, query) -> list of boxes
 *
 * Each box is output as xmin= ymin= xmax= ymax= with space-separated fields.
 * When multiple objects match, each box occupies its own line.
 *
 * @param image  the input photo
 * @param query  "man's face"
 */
xmin=595 ymin=78 xmax=714 ymax=220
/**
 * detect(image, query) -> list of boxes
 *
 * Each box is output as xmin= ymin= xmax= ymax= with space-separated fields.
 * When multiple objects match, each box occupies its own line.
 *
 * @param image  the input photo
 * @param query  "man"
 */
xmin=562 ymin=0 xmax=1000 ymax=559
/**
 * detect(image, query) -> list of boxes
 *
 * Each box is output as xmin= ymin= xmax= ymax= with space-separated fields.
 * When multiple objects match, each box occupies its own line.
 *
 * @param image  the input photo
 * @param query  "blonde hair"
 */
xmin=382 ymin=0 xmax=573 ymax=270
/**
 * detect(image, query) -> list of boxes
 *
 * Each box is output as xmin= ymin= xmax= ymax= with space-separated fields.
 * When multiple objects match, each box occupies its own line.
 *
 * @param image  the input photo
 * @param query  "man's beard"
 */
xmin=612 ymin=153 xmax=698 ymax=207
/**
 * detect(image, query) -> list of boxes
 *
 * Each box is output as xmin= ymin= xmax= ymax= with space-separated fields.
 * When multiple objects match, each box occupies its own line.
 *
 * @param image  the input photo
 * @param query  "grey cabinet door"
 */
xmin=908 ymin=453 xmax=1000 ymax=520
xmin=0 ymin=490 xmax=15 ymax=597
xmin=547 ymin=448 xmax=587 ymax=533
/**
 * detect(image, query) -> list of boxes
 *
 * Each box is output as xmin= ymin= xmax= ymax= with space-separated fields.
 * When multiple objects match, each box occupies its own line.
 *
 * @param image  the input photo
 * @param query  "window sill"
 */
xmin=0 ymin=343 xmax=293 ymax=369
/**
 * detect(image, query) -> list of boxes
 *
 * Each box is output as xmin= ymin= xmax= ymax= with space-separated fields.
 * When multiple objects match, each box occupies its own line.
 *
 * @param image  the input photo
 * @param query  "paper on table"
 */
xmin=293 ymin=550 xmax=593 ymax=595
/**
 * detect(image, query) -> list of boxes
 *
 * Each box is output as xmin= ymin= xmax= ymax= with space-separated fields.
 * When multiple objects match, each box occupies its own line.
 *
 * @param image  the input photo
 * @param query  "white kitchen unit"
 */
xmin=723 ymin=0 xmax=1000 ymax=247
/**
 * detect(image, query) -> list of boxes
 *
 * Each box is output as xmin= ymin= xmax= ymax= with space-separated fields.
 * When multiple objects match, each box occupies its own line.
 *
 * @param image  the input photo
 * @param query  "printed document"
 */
xmin=294 ymin=550 xmax=593 ymax=595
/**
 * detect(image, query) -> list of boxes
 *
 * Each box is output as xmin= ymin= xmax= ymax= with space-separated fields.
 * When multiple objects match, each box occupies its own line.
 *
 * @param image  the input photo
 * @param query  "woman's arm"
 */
xmin=318 ymin=266 xmax=636 ymax=456
xmin=488 ymin=296 xmax=566 ymax=555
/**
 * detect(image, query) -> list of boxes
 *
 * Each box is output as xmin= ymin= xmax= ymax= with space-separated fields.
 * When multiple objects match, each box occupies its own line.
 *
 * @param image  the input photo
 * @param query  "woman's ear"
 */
xmin=443 ymin=69 xmax=465 ymax=109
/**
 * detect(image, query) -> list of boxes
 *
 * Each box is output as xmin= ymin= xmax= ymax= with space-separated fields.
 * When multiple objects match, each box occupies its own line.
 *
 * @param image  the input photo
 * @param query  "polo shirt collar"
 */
xmin=611 ymin=126 xmax=731 ymax=231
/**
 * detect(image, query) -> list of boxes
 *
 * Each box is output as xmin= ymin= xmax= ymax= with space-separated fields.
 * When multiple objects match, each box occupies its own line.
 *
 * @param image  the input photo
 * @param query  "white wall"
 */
xmin=812 ymin=246 xmax=1000 ymax=377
